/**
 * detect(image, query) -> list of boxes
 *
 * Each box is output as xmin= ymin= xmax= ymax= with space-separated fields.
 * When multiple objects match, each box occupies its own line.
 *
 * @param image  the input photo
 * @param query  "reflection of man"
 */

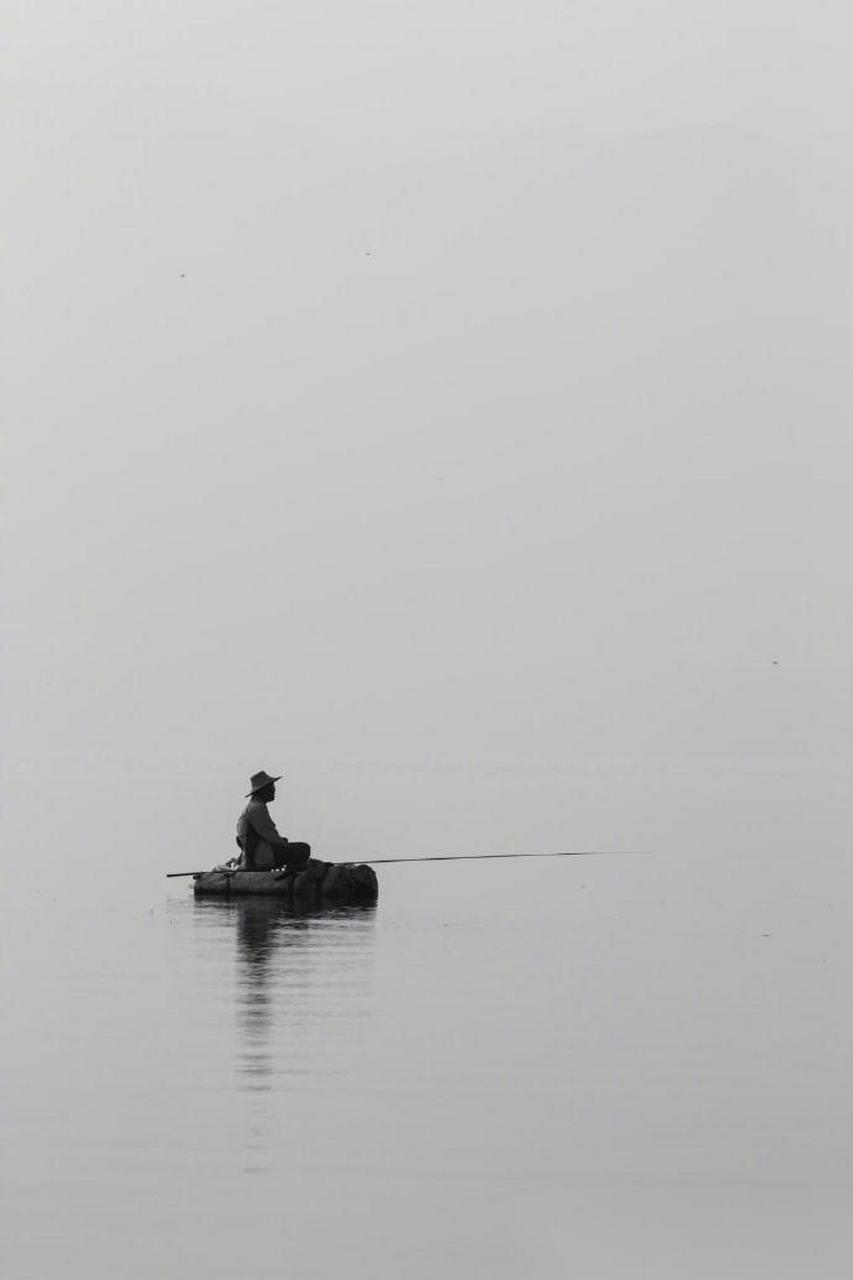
xmin=236 ymin=770 xmax=311 ymax=872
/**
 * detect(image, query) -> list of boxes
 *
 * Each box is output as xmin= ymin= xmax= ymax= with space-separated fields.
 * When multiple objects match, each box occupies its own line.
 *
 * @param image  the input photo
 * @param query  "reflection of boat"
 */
xmin=193 ymin=859 xmax=378 ymax=906
xmin=190 ymin=893 xmax=377 ymax=1173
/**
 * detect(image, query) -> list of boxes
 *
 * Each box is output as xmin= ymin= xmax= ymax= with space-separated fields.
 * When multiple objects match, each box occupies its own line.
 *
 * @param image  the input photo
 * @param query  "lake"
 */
xmin=2 ymin=762 xmax=850 ymax=1277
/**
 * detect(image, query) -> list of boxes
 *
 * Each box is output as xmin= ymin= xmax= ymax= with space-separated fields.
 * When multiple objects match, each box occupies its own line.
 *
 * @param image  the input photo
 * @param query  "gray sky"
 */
xmin=5 ymin=2 xmax=853 ymax=863
xmin=7 ymin=2 xmax=853 ymax=142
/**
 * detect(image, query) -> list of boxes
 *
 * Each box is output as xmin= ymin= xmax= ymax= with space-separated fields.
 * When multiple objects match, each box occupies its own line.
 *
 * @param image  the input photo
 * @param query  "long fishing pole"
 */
xmin=167 ymin=870 xmax=238 ymax=878
xmin=166 ymin=850 xmax=643 ymax=877
xmin=337 ymin=850 xmax=640 ymax=865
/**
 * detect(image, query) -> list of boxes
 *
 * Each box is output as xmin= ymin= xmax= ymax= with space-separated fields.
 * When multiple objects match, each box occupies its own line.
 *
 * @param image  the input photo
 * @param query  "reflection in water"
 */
xmin=193 ymin=897 xmax=377 ymax=1173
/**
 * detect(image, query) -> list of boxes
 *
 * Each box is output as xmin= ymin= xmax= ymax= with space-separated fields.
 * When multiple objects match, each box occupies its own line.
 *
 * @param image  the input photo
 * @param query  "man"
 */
xmin=236 ymin=770 xmax=311 ymax=872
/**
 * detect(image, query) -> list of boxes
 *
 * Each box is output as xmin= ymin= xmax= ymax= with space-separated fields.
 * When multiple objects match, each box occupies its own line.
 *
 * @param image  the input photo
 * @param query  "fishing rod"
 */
xmin=166 ymin=850 xmax=642 ymax=877
xmin=167 ymin=869 xmax=238 ymax=878
xmin=337 ymin=850 xmax=640 ymax=865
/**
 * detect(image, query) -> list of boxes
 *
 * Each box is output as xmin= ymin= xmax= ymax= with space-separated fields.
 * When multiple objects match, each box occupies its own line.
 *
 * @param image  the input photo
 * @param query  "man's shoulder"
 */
xmin=238 ymin=799 xmax=264 ymax=823
xmin=244 ymin=799 xmax=271 ymax=826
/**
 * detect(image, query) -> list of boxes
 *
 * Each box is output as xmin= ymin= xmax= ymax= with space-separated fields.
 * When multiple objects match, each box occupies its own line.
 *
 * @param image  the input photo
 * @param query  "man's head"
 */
xmin=246 ymin=770 xmax=282 ymax=801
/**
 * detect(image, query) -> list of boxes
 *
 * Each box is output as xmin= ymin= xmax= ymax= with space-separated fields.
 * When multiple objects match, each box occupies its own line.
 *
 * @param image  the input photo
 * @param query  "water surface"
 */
xmin=2 ymin=765 xmax=850 ymax=1277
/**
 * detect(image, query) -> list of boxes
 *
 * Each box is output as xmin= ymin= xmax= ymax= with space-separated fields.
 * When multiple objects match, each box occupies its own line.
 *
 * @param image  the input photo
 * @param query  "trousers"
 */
xmin=273 ymin=841 xmax=311 ymax=872
xmin=240 ymin=840 xmax=312 ymax=872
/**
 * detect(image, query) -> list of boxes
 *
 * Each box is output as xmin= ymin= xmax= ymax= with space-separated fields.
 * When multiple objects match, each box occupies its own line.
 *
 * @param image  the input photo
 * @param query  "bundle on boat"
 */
xmin=193 ymin=859 xmax=378 ymax=906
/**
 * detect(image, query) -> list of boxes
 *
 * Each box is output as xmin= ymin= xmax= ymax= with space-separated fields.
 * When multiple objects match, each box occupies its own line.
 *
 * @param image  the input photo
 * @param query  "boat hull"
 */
xmin=192 ymin=859 xmax=378 ymax=906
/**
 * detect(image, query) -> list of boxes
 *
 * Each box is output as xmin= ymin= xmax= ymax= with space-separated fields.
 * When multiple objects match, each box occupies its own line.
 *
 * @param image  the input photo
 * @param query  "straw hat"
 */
xmin=246 ymin=770 xmax=282 ymax=797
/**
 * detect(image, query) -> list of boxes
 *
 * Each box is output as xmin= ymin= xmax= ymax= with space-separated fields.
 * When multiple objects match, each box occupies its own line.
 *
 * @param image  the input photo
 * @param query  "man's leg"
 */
xmin=286 ymin=842 xmax=311 ymax=871
xmin=274 ymin=842 xmax=311 ymax=872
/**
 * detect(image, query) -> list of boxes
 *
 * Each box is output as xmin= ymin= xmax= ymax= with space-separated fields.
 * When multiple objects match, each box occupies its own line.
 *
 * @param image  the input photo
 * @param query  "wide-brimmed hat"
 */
xmin=246 ymin=770 xmax=282 ymax=797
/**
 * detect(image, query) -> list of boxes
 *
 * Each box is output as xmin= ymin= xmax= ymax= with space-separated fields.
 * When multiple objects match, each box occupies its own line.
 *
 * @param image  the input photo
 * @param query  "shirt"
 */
xmin=236 ymin=799 xmax=289 ymax=870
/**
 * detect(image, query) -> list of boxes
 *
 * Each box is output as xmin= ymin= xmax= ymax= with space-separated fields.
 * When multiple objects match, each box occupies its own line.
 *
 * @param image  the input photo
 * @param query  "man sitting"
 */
xmin=236 ymin=770 xmax=311 ymax=872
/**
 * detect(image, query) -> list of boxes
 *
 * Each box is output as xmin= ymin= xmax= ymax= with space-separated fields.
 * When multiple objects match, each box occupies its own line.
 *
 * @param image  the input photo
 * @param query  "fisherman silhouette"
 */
xmin=235 ymin=770 xmax=311 ymax=872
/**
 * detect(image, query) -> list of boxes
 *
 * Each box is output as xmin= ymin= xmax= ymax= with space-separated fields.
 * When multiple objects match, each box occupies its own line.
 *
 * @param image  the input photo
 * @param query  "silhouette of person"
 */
xmin=236 ymin=770 xmax=311 ymax=872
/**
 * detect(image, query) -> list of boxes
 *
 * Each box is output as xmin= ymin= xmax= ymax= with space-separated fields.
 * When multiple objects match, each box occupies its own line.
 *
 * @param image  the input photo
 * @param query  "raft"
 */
xmin=193 ymin=859 xmax=378 ymax=907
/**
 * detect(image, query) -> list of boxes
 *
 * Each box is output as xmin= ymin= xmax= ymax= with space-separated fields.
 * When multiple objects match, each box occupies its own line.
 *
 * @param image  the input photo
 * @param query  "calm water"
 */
xmin=2 ymin=765 xmax=851 ymax=1278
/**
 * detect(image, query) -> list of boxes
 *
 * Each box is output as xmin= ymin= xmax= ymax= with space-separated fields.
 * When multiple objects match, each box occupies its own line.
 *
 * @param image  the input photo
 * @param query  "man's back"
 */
xmin=236 ymin=798 xmax=284 ymax=870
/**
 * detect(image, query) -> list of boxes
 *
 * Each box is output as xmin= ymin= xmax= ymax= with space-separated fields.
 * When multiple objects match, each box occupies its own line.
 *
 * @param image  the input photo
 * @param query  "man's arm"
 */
xmin=248 ymin=804 xmax=289 ymax=847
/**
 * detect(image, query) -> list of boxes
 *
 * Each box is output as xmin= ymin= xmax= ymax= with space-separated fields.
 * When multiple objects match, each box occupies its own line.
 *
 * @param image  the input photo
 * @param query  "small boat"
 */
xmin=192 ymin=859 xmax=378 ymax=906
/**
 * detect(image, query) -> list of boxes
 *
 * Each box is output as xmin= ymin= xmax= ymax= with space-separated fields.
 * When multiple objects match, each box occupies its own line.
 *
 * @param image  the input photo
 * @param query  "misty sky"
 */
xmin=5 ymin=3 xmax=853 ymax=863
